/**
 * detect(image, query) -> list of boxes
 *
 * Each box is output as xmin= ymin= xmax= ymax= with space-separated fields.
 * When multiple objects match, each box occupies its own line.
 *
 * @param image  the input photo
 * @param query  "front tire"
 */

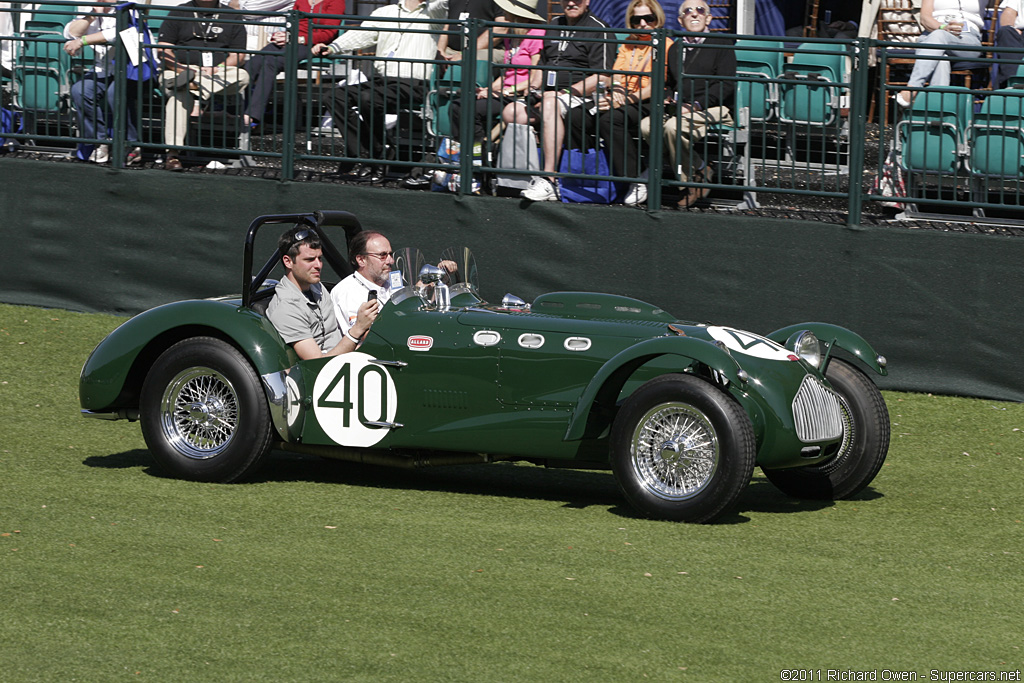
xmin=140 ymin=337 xmax=273 ymax=483
xmin=610 ymin=374 xmax=757 ymax=523
xmin=763 ymin=359 xmax=890 ymax=500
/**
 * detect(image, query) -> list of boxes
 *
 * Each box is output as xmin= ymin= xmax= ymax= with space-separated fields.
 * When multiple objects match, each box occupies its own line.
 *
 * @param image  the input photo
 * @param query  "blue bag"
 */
xmin=115 ymin=3 xmax=158 ymax=82
xmin=0 ymin=106 xmax=24 ymax=150
xmin=558 ymin=148 xmax=620 ymax=204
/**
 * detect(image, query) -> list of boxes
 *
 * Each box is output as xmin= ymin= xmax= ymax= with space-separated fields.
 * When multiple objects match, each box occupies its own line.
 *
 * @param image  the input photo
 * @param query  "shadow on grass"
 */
xmin=83 ymin=449 xmax=882 ymax=524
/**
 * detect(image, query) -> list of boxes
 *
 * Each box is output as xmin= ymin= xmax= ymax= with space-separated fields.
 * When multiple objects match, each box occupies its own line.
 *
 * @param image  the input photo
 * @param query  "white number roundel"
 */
xmin=312 ymin=353 xmax=398 ymax=447
xmin=707 ymin=326 xmax=795 ymax=362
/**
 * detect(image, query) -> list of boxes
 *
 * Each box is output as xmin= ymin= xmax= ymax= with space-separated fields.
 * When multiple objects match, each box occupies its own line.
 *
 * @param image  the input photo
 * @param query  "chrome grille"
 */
xmin=792 ymin=375 xmax=844 ymax=442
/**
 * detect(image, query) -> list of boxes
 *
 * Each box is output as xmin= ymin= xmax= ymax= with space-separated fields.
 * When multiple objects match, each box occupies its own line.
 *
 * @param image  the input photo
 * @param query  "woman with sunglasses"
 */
xmin=585 ymin=0 xmax=671 ymax=206
xmin=640 ymin=0 xmax=735 ymax=208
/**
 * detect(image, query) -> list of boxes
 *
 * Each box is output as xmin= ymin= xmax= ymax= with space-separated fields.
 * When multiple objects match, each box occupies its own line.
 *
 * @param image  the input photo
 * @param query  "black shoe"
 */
xmin=346 ymin=162 xmax=372 ymax=178
xmin=367 ymin=165 xmax=387 ymax=183
xmin=402 ymin=169 xmax=432 ymax=189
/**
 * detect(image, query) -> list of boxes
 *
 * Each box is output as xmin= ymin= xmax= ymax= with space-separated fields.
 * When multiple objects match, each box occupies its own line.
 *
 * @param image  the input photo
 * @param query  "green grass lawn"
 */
xmin=1 ymin=303 xmax=1022 ymax=682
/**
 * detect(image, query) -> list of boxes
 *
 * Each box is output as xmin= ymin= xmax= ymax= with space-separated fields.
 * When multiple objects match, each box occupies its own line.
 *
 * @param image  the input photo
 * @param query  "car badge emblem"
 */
xmin=407 ymin=335 xmax=433 ymax=351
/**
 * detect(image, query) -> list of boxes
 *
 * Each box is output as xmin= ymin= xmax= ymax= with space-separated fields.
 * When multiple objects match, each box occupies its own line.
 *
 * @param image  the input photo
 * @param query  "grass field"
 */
xmin=1 ymin=303 xmax=1022 ymax=682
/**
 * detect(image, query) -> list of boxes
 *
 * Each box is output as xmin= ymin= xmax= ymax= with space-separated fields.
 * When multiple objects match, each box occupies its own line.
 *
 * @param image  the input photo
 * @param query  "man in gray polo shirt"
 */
xmin=266 ymin=227 xmax=379 ymax=360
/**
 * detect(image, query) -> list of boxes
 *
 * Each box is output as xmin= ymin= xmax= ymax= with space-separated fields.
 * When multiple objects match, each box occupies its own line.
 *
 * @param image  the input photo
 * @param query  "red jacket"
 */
xmin=297 ymin=0 xmax=344 ymax=46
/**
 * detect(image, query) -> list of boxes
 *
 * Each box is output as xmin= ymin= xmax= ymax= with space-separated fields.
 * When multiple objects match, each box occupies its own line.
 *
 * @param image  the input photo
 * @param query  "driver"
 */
xmin=332 ymin=231 xmax=395 ymax=338
xmin=267 ymin=227 xmax=378 ymax=360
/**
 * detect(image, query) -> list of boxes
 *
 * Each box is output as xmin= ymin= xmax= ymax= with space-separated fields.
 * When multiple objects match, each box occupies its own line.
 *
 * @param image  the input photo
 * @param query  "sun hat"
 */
xmin=495 ymin=0 xmax=546 ymax=23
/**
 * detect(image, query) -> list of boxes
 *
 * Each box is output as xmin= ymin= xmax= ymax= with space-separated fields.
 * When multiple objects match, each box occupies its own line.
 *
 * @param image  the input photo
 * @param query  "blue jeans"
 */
xmin=69 ymin=72 xmax=140 ymax=160
xmin=907 ymin=29 xmax=984 ymax=88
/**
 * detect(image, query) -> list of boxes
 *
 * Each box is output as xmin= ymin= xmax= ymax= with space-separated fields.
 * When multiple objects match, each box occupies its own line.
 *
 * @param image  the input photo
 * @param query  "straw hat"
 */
xmin=495 ymin=0 xmax=546 ymax=23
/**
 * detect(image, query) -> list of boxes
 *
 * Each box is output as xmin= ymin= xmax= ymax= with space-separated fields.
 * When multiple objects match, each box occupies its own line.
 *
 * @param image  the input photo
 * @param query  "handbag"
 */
xmin=115 ymin=3 xmax=158 ymax=82
xmin=559 ymin=148 xmax=619 ymax=204
xmin=495 ymin=123 xmax=542 ymax=190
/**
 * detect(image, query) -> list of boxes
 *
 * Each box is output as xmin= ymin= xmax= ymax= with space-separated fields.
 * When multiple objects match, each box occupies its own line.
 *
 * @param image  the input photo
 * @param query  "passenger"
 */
xmin=506 ymin=0 xmax=616 ymax=202
xmin=449 ymin=0 xmax=546 ymax=144
xmin=62 ymin=0 xmax=143 ymax=164
xmin=332 ymin=231 xmax=395 ymax=337
xmin=995 ymin=0 xmax=1024 ymax=88
xmin=267 ymin=227 xmax=379 ymax=359
xmin=640 ymin=0 xmax=734 ymax=209
xmin=573 ymin=0 xmax=670 ymax=206
xmin=240 ymin=0 xmax=345 ymax=127
xmin=895 ymin=0 xmax=984 ymax=108
xmin=311 ymin=0 xmax=449 ymax=184
xmin=157 ymin=0 xmax=250 ymax=171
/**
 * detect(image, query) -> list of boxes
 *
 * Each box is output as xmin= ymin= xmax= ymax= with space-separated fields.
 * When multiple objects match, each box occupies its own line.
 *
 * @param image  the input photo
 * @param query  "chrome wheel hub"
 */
xmin=631 ymin=402 xmax=719 ymax=501
xmin=160 ymin=367 xmax=239 ymax=459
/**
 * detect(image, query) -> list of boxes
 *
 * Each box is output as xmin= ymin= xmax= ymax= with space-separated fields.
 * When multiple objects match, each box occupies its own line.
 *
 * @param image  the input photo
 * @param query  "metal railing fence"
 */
xmin=4 ymin=3 xmax=1024 ymax=224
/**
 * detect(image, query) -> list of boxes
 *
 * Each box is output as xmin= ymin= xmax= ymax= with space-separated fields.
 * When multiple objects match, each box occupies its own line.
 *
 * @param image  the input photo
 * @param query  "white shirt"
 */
xmin=1000 ymin=0 xmax=1024 ymax=29
xmin=332 ymin=271 xmax=392 ymax=334
xmin=63 ymin=7 xmax=119 ymax=76
xmin=325 ymin=0 xmax=448 ymax=80
xmin=932 ymin=0 xmax=984 ymax=34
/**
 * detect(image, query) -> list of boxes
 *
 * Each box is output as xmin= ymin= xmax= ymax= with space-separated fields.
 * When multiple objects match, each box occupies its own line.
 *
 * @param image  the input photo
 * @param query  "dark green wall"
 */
xmin=3 ymin=157 xmax=1022 ymax=401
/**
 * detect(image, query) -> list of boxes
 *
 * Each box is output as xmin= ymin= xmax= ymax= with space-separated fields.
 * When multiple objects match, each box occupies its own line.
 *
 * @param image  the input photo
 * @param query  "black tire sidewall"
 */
xmin=140 ymin=337 xmax=272 ymax=483
xmin=763 ymin=359 xmax=890 ymax=499
xmin=610 ymin=374 xmax=756 ymax=523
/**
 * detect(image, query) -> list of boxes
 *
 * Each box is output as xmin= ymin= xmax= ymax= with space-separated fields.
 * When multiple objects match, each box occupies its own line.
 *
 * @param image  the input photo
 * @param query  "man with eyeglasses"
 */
xmin=331 ymin=231 xmax=395 ymax=338
xmin=639 ymin=0 xmax=734 ymax=208
xmin=514 ymin=0 xmax=616 ymax=202
xmin=267 ymin=228 xmax=379 ymax=360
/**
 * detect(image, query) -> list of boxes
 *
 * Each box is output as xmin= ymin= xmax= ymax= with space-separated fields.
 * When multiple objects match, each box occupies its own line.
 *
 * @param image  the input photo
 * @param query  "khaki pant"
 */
xmin=160 ymin=67 xmax=250 ymax=148
xmin=641 ymin=106 xmax=732 ymax=182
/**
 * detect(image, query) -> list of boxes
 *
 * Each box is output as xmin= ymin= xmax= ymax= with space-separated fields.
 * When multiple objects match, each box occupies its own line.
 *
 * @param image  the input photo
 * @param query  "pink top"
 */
xmin=501 ymin=28 xmax=545 ymax=88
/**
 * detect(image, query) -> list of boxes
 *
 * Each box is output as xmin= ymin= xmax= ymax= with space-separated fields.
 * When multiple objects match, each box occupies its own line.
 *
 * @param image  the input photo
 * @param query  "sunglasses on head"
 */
xmin=680 ymin=5 xmax=707 ymax=16
xmin=629 ymin=12 xmax=656 ymax=26
xmin=287 ymin=228 xmax=313 ymax=251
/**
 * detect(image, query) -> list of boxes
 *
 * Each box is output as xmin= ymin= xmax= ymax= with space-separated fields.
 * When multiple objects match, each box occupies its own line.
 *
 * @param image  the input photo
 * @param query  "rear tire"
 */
xmin=140 ymin=337 xmax=273 ymax=483
xmin=763 ymin=359 xmax=890 ymax=500
xmin=610 ymin=374 xmax=757 ymax=523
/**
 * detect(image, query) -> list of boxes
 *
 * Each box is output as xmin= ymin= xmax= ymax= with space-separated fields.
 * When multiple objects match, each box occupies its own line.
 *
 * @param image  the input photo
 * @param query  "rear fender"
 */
xmin=564 ymin=337 xmax=749 ymax=441
xmin=79 ymin=300 xmax=291 ymax=413
xmin=766 ymin=323 xmax=887 ymax=376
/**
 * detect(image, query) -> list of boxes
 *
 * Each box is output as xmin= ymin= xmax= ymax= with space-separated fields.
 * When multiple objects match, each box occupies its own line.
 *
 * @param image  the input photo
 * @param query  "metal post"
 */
xmin=457 ymin=18 xmax=479 ymax=196
xmin=846 ymin=38 xmax=870 ymax=226
xmin=111 ymin=6 xmax=129 ymax=169
xmin=280 ymin=9 xmax=300 ymax=181
xmin=646 ymin=27 xmax=667 ymax=213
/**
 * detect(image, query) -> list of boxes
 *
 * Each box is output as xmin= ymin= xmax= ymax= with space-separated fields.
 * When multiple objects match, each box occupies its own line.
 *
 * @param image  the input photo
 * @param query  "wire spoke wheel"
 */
xmin=630 ymin=402 xmax=719 ymax=501
xmin=160 ymin=367 xmax=239 ymax=459
xmin=141 ymin=337 xmax=273 ymax=482
xmin=611 ymin=374 xmax=755 ymax=523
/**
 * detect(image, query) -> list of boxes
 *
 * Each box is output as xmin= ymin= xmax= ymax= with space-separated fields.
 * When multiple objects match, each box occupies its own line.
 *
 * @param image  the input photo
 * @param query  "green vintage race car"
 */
xmin=80 ymin=211 xmax=891 ymax=523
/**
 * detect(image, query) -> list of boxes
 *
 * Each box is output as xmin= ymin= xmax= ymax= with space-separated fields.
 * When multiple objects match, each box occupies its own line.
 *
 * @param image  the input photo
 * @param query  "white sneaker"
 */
xmin=624 ymin=182 xmax=647 ymax=206
xmin=90 ymin=144 xmax=110 ymax=164
xmin=522 ymin=176 xmax=559 ymax=202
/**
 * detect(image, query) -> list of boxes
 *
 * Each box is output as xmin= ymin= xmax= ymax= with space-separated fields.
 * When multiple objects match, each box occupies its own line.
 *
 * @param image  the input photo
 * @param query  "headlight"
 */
xmin=787 ymin=330 xmax=822 ymax=369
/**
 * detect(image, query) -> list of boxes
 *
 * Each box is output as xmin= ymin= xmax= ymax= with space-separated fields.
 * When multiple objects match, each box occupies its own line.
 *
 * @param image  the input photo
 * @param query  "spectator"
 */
xmin=312 ymin=0 xmax=449 ymax=184
xmin=240 ymin=0 xmax=345 ymax=127
xmin=266 ymin=227 xmax=378 ymax=359
xmin=576 ymin=0 xmax=670 ymax=206
xmin=450 ymin=0 xmax=546 ymax=143
xmin=437 ymin=0 xmax=500 ymax=62
xmin=62 ymin=0 xmax=143 ymax=164
xmin=995 ymin=0 xmax=1024 ymax=88
xmin=640 ymin=0 xmax=734 ymax=208
xmin=332 ymin=231 xmax=395 ymax=336
xmin=505 ymin=0 xmax=615 ymax=202
xmin=157 ymin=0 xmax=250 ymax=171
xmin=895 ymin=0 xmax=984 ymax=108
xmin=221 ymin=0 xmax=295 ymax=51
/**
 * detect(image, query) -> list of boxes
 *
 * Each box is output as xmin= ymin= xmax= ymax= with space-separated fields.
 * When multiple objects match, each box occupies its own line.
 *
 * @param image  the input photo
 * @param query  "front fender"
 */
xmin=79 ymin=299 xmax=292 ymax=412
xmin=767 ymin=323 xmax=888 ymax=376
xmin=564 ymin=336 xmax=748 ymax=441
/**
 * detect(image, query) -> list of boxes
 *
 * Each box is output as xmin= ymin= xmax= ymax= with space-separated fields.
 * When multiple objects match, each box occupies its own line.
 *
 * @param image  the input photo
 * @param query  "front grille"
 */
xmin=792 ymin=375 xmax=844 ymax=442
